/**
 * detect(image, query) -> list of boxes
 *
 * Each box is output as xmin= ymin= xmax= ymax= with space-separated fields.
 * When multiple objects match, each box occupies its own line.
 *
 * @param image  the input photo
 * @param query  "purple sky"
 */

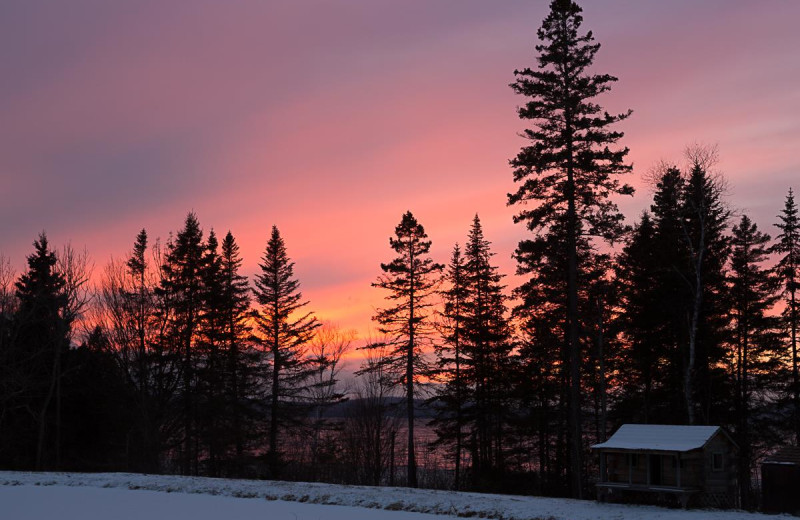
xmin=1 ymin=0 xmax=799 ymax=345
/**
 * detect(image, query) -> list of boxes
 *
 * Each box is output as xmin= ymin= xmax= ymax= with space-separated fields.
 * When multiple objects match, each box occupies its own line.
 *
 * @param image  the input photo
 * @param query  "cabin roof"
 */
xmin=591 ymin=424 xmax=724 ymax=452
xmin=763 ymin=446 xmax=800 ymax=465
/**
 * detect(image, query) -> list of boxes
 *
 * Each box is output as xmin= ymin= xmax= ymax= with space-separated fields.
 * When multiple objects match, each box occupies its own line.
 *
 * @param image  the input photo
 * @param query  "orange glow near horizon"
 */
xmin=2 ymin=1 xmax=799 ymax=368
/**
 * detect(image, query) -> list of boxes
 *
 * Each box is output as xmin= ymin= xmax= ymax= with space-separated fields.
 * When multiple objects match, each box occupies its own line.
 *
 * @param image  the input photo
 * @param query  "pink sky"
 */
xmin=2 ymin=1 xmax=799 ymax=361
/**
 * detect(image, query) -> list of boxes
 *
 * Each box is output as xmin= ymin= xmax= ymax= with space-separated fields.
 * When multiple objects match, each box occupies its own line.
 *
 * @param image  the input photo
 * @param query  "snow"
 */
xmin=0 ymin=471 xmax=780 ymax=520
xmin=591 ymin=424 xmax=723 ymax=452
xmin=0 ymin=485 xmax=441 ymax=520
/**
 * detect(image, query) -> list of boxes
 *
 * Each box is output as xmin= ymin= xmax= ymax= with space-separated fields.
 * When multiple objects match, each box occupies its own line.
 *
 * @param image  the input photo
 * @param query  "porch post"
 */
xmin=600 ymin=452 xmax=606 ymax=483
xmin=676 ymin=453 xmax=681 ymax=488
xmin=628 ymin=454 xmax=632 ymax=484
xmin=646 ymin=453 xmax=651 ymax=486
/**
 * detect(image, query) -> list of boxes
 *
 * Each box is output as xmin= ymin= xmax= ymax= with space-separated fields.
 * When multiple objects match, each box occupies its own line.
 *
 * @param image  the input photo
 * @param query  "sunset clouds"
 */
xmin=2 ymin=0 xmax=799 ymax=345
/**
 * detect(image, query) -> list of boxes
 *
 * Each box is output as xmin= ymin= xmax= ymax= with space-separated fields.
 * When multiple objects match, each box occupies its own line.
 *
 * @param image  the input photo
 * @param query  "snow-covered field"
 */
xmin=0 ymin=471 xmax=782 ymax=520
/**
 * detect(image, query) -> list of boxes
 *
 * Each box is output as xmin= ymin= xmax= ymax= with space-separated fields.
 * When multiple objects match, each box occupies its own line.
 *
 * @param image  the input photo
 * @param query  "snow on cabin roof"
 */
xmin=763 ymin=446 xmax=800 ymax=465
xmin=591 ymin=424 xmax=722 ymax=452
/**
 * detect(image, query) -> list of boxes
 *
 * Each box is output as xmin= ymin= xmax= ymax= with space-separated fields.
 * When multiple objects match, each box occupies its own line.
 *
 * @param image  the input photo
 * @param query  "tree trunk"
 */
xmin=791 ymin=279 xmax=799 ymax=446
xmin=454 ymin=332 xmax=462 ymax=491
xmin=565 ymin=114 xmax=583 ymax=499
xmin=596 ymin=297 xmax=607 ymax=442
xmin=685 ymin=224 xmax=705 ymax=426
xmin=270 ymin=342 xmax=280 ymax=478
xmin=36 ymin=338 xmax=61 ymax=470
xmin=407 ymin=249 xmax=417 ymax=488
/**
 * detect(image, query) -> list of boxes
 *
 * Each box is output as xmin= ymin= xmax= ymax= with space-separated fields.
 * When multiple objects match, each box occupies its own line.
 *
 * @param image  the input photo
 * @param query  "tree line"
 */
xmin=0 ymin=0 xmax=797 ymax=509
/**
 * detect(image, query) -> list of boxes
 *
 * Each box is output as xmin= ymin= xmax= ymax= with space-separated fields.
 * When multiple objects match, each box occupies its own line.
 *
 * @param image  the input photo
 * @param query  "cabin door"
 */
xmin=649 ymin=455 xmax=662 ymax=485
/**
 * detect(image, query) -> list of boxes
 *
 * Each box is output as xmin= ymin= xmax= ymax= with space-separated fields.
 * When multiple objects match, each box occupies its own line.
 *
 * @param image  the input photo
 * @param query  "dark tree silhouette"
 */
xmin=370 ymin=211 xmax=442 ymax=488
xmin=12 ymin=233 xmax=70 ymax=470
xmin=772 ymin=188 xmax=800 ymax=443
xmin=615 ymin=213 xmax=662 ymax=423
xmin=430 ymin=243 xmax=468 ymax=490
xmin=679 ymin=154 xmax=731 ymax=425
xmin=728 ymin=214 xmax=781 ymax=509
xmin=509 ymin=0 xmax=632 ymax=497
xmin=253 ymin=225 xmax=318 ymax=479
xmin=196 ymin=230 xmax=227 ymax=476
xmin=461 ymin=215 xmax=513 ymax=488
xmin=158 ymin=212 xmax=205 ymax=474
xmin=219 ymin=231 xmax=257 ymax=474
xmin=96 ymin=229 xmax=182 ymax=473
xmin=648 ymin=167 xmax=690 ymax=421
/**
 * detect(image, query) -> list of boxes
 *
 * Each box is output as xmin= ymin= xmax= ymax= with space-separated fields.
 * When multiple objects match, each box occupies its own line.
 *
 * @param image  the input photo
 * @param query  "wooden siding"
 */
xmin=702 ymin=433 xmax=737 ymax=496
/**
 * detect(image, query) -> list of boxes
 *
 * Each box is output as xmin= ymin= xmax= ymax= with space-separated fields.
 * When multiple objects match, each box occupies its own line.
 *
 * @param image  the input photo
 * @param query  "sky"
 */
xmin=2 ymin=0 xmax=799 ymax=361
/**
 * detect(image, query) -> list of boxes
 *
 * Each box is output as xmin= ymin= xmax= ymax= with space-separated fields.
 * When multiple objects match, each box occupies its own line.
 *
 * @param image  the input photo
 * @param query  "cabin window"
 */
xmin=629 ymin=454 xmax=639 ymax=467
xmin=712 ymin=451 xmax=724 ymax=471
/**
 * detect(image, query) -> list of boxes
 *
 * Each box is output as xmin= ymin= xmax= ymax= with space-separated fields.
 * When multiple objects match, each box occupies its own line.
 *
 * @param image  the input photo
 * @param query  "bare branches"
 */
xmin=0 ymin=254 xmax=16 ymax=317
xmin=56 ymin=243 xmax=94 ymax=342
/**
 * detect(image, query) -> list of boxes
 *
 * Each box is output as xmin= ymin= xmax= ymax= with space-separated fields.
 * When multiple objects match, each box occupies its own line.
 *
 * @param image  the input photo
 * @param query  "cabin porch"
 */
xmin=596 ymin=451 xmax=699 ymax=507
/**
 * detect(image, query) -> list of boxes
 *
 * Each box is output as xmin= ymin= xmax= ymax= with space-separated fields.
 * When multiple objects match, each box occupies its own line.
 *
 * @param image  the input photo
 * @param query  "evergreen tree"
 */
xmin=12 ymin=233 xmax=70 ymax=469
xmin=728 ymin=214 xmax=781 ymax=509
xmin=513 ymin=217 xmax=579 ymax=494
xmin=509 ymin=0 xmax=633 ymax=497
xmin=128 ymin=229 xmax=149 ymax=373
xmin=461 ymin=215 xmax=513 ymax=487
xmin=583 ymin=251 xmax=618 ymax=445
xmin=124 ymin=229 xmax=162 ymax=473
xmin=648 ymin=167 xmax=690 ymax=421
xmin=253 ymin=225 xmax=319 ymax=478
xmin=370 ymin=211 xmax=443 ymax=488
xmin=615 ymin=213 xmax=663 ymax=423
xmin=196 ymin=230 xmax=227 ymax=476
xmin=158 ymin=212 xmax=205 ymax=474
xmin=430 ymin=243 xmax=468 ymax=490
xmin=219 ymin=231 xmax=257 ymax=474
xmin=680 ymin=158 xmax=731 ymax=425
xmin=772 ymin=188 xmax=800 ymax=443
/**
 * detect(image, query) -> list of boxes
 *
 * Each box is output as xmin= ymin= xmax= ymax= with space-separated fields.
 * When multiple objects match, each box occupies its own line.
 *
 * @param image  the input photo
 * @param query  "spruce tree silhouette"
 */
xmin=729 ymin=214 xmax=781 ymax=509
xmin=14 ymin=233 xmax=69 ymax=470
xmin=773 ymin=189 xmax=800 ymax=444
xmin=509 ymin=0 xmax=632 ymax=497
xmin=253 ymin=226 xmax=318 ymax=479
xmin=370 ymin=211 xmax=442 ymax=488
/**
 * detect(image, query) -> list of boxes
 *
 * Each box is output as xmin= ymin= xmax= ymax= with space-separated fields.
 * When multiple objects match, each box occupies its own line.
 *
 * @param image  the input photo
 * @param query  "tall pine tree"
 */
xmin=461 ymin=215 xmax=513 ymax=488
xmin=220 ymin=231 xmax=257 ymax=474
xmin=13 ymin=233 xmax=70 ymax=470
xmin=728 ymin=214 xmax=781 ymax=509
xmin=615 ymin=212 xmax=663 ymax=423
xmin=253 ymin=225 xmax=318 ymax=478
xmin=680 ymin=156 xmax=731 ymax=425
xmin=158 ymin=212 xmax=205 ymax=474
xmin=430 ymin=243 xmax=468 ymax=490
xmin=509 ymin=0 xmax=633 ymax=497
xmin=370 ymin=211 xmax=442 ymax=488
xmin=772 ymin=188 xmax=800 ymax=443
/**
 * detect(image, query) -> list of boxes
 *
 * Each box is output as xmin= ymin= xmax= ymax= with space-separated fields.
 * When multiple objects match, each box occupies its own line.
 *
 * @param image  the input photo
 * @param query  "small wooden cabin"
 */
xmin=761 ymin=446 xmax=800 ymax=515
xmin=591 ymin=424 xmax=738 ymax=508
